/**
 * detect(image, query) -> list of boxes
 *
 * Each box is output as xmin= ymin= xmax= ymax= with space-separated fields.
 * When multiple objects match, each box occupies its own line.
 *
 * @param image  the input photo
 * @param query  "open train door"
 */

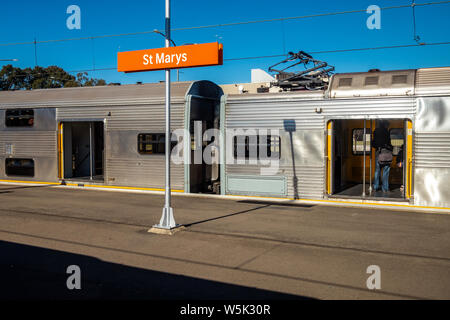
xmin=326 ymin=118 xmax=413 ymax=201
xmin=58 ymin=121 xmax=104 ymax=182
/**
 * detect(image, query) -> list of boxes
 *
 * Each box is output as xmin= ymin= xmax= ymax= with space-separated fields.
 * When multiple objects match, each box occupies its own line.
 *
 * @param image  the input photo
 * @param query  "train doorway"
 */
xmin=58 ymin=121 xmax=104 ymax=182
xmin=327 ymin=119 xmax=412 ymax=201
xmin=188 ymin=96 xmax=220 ymax=194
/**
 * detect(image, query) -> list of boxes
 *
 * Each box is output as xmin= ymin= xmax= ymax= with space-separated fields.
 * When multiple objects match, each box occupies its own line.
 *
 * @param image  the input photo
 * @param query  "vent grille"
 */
xmin=392 ymin=74 xmax=408 ymax=85
xmin=364 ymin=76 xmax=379 ymax=86
xmin=338 ymin=78 xmax=352 ymax=87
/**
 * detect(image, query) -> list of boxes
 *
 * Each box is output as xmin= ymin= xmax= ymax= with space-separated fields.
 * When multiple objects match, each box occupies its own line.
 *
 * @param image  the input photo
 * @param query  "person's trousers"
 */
xmin=373 ymin=153 xmax=391 ymax=192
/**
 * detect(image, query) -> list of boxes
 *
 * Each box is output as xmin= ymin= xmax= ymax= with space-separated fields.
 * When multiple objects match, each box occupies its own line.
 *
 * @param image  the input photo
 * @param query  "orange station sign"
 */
xmin=118 ymin=42 xmax=223 ymax=73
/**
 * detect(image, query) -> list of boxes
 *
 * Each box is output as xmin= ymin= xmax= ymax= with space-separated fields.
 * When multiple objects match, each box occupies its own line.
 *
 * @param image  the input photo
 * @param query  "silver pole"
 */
xmin=89 ymin=123 xmax=93 ymax=181
xmin=362 ymin=119 xmax=366 ymax=197
xmin=156 ymin=0 xmax=176 ymax=229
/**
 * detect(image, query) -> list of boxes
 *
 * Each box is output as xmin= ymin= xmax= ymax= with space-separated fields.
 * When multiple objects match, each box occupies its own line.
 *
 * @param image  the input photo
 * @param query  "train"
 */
xmin=1 ymin=66 xmax=449 ymax=211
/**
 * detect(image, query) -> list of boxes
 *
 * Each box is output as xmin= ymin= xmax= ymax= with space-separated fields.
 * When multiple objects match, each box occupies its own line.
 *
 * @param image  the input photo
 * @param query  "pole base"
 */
xmin=148 ymin=206 xmax=183 ymax=235
xmin=148 ymin=225 xmax=185 ymax=235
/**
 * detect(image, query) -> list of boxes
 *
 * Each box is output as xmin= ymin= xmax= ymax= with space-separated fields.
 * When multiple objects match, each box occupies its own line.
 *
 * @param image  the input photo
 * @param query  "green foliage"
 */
xmin=0 ymin=65 xmax=108 ymax=91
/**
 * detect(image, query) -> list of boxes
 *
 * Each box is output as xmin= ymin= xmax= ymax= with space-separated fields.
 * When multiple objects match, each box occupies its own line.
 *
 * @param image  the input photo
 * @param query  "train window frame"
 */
xmin=137 ymin=133 xmax=176 ymax=155
xmin=5 ymin=109 xmax=35 ymax=127
xmin=5 ymin=158 xmax=35 ymax=177
xmin=233 ymin=135 xmax=281 ymax=160
xmin=352 ymin=128 xmax=372 ymax=156
xmin=389 ymin=128 xmax=405 ymax=156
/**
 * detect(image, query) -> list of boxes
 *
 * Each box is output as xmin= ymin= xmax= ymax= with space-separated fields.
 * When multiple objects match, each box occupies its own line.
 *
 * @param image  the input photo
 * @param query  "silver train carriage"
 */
xmin=0 ymin=67 xmax=449 ymax=210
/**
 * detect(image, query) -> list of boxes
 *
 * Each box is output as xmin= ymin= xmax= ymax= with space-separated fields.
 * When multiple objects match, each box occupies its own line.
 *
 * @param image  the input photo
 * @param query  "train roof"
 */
xmin=222 ymin=66 xmax=450 ymax=99
xmin=0 ymin=80 xmax=222 ymax=108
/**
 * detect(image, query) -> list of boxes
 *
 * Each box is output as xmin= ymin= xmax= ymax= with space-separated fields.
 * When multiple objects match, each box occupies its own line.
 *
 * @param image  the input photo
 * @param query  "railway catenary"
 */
xmin=0 ymin=67 xmax=450 ymax=210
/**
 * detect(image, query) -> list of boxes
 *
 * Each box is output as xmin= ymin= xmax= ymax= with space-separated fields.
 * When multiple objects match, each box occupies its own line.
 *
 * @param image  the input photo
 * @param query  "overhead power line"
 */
xmin=172 ymin=1 xmax=450 ymax=31
xmin=0 ymin=1 xmax=449 ymax=47
xmin=65 ymin=40 xmax=450 ymax=74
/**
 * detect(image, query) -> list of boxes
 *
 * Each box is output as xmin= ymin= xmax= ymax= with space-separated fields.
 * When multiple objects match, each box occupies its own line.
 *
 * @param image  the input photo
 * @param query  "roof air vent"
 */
xmin=364 ymin=76 xmax=379 ymax=86
xmin=338 ymin=77 xmax=353 ymax=87
xmin=392 ymin=75 xmax=408 ymax=85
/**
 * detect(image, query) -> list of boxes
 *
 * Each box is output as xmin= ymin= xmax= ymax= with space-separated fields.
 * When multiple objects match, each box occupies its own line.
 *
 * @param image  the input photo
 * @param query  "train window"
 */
xmin=5 ymin=158 xmax=35 ymax=177
xmin=352 ymin=128 xmax=372 ymax=155
xmin=138 ymin=133 xmax=176 ymax=155
xmin=364 ymin=76 xmax=379 ymax=86
xmin=5 ymin=109 xmax=34 ymax=127
xmin=233 ymin=135 xmax=281 ymax=160
xmin=390 ymin=128 xmax=404 ymax=156
xmin=338 ymin=78 xmax=352 ymax=87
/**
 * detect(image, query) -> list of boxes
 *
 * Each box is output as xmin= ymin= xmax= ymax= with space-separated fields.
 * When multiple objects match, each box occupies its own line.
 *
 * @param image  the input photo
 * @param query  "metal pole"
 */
xmin=89 ymin=123 xmax=93 ymax=181
xmin=34 ymin=38 xmax=38 ymax=67
xmin=369 ymin=119 xmax=373 ymax=195
xmin=362 ymin=119 xmax=366 ymax=197
xmin=155 ymin=0 xmax=176 ymax=230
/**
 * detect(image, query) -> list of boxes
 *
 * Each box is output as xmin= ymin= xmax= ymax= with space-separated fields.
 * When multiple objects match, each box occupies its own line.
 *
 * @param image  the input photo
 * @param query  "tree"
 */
xmin=0 ymin=65 xmax=27 ymax=90
xmin=0 ymin=65 xmax=108 ymax=91
xmin=76 ymin=72 xmax=107 ymax=87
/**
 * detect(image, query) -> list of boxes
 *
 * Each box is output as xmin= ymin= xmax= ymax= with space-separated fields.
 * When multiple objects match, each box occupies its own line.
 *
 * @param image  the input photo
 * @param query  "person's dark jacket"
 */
xmin=397 ymin=146 xmax=404 ymax=164
xmin=372 ymin=127 xmax=393 ymax=151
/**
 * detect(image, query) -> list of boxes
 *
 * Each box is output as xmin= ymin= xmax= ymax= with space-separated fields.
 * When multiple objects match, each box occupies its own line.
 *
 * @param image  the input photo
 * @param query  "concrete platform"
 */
xmin=0 ymin=183 xmax=449 ymax=300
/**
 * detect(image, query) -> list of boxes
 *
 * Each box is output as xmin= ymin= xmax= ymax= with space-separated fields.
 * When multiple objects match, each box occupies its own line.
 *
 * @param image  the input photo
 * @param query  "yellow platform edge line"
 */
xmin=0 ymin=179 xmax=184 ymax=193
xmin=1 ymin=179 xmax=449 ymax=212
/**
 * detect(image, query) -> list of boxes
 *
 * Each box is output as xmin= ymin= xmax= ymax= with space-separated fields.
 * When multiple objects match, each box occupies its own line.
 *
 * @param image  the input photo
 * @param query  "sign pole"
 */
xmin=155 ymin=0 xmax=176 ymax=230
xmin=116 ymin=2 xmax=223 ymax=234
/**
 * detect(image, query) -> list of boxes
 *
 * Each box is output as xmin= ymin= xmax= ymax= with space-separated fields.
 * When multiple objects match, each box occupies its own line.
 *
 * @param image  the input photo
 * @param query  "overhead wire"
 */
xmin=0 ymin=1 xmax=449 ymax=47
xmin=1 ymin=1 xmax=449 ymax=77
xmin=63 ymin=41 xmax=450 ymax=73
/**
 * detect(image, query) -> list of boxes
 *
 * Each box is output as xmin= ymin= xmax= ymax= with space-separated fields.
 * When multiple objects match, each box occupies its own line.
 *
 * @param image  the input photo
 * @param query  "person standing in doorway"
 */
xmin=372 ymin=120 xmax=393 ymax=193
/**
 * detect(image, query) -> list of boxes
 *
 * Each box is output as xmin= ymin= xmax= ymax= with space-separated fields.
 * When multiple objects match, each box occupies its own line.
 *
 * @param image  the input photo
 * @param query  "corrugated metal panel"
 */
xmin=57 ymin=103 xmax=185 ymax=131
xmin=415 ymin=132 xmax=450 ymax=168
xmin=0 ymin=131 xmax=56 ymax=157
xmin=0 ymin=82 xmax=192 ymax=107
xmin=416 ymin=67 xmax=450 ymax=96
xmin=322 ymin=97 xmax=416 ymax=117
xmin=226 ymin=96 xmax=324 ymax=130
xmin=106 ymin=158 xmax=184 ymax=189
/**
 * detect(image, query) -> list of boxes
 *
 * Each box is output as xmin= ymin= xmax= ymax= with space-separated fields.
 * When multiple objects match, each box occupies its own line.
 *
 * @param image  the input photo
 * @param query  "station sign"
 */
xmin=118 ymin=42 xmax=223 ymax=73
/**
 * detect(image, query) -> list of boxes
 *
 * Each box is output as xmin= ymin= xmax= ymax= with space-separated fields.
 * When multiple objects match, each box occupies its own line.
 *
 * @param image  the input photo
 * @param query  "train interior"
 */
xmin=60 ymin=121 xmax=104 ymax=182
xmin=189 ymin=96 xmax=221 ymax=194
xmin=328 ymin=119 xmax=408 ymax=201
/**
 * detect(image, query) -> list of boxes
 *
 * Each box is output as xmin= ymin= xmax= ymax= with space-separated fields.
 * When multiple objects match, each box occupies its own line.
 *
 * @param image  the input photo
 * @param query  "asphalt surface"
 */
xmin=0 ymin=183 xmax=449 ymax=300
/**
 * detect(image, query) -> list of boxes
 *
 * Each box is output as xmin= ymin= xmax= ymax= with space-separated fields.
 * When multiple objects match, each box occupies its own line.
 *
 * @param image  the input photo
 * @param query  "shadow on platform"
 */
xmin=0 ymin=241 xmax=311 ymax=301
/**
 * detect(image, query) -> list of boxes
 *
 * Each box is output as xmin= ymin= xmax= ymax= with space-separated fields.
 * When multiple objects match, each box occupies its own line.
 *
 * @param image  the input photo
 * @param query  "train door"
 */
xmin=327 ymin=119 xmax=412 ymax=200
xmin=188 ymin=97 xmax=220 ymax=193
xmin=58 ymin=121 xmax=104 ymax=181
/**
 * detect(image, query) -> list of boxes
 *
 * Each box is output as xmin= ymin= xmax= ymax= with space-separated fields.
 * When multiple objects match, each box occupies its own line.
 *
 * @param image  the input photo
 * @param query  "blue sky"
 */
xmin=0 ymin=0 xmax=449 ymax=85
